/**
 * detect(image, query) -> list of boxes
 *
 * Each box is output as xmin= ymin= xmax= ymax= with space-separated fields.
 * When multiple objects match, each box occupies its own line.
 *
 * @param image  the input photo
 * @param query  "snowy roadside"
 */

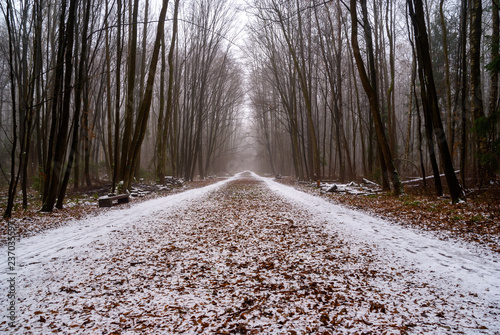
xmin=1 ymin=177 xmax=233 ymax=271
xmin=0 ymin=178 xmax=226 ymax=244
xmin=1 ymin=172 xmax=499 ymax=334
xmin=255 ymin=173 xmax=500 ymax=326
xmin=1 ymin=175 xmax=234 ymax=331
xmin=276 ymin=177 xmax=500 ymax=254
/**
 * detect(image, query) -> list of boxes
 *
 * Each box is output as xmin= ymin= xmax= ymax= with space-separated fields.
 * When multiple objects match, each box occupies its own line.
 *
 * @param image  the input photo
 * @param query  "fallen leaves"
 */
xmin=282 ymin=177 xmax=500 ymax=253
xmin=0 ymin=179 xmax=222 ymax=244
xmin=2 ymin=175 xmax=497 ymax=334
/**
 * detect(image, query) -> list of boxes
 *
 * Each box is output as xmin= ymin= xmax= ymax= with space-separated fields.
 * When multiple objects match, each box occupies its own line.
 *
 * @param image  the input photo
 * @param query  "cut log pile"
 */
xmin=318 ymin=180 xmax=382 ymax=195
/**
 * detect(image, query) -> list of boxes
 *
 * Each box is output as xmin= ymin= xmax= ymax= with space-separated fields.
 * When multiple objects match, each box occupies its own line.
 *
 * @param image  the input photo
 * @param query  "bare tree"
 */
xmin=407 ymin=0 xmax=465 ymax=203
xmin=350 ymin=0 xmax=404 ymax=195
xmin=41 ymin=0 xmax=78 ymax=212
xmin=157 ymin=0 xmax=179 ymax=184
xmin=122 ymin=0 xmax=170 ymax=190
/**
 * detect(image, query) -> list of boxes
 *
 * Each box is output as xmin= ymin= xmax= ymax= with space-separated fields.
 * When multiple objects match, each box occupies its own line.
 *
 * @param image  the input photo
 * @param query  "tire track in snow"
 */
xmin=254 ymin=172 xmax=500 ymax=306
xmin=0 ymin=176 xmax=234 ymax=277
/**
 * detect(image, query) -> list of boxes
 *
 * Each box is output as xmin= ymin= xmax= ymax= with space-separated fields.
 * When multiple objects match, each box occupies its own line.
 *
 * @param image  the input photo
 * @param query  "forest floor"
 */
xmin=276 ymin=176 xmax=500 ymax=255
xmin=0 ymin=177 xmax=223 ymax=243
xmin=2 ymin=175 xmax=498 ymax=254
xmin=0 ymin=172 xmax=499 ymax=334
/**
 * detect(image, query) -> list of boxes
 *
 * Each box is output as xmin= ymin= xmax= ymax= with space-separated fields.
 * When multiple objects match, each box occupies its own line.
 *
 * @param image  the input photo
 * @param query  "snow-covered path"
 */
xmin=1 ymin=172 xmax=499 ymax=334
xmin=256 ymin=173 xmax=500 ymax=305
xmin=1 ymin=177 xmax=233 ymax=271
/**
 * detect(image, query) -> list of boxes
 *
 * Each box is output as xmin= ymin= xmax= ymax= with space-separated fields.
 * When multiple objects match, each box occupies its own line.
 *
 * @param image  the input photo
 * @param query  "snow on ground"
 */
xmin=1 ymin=177 xmax=232 ymax=268
xmin=1 ymin=171 xmax=499 ymax=334
xmin=256 ymin=173 xmax=500 ymax=330
xmin=319 ymin=181 xmax=380 ymax=195
xmin=256 ymin=172 xmax=500 ymax=302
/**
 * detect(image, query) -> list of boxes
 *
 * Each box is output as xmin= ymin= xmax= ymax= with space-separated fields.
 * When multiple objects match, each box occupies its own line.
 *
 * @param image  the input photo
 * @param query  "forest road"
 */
xmin=1 ymin=171 xmax=499 ymax=334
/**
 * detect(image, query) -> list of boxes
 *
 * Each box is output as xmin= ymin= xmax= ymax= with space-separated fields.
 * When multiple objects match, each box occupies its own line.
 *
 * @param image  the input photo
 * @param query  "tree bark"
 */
xmin=120 ymin=0 xmax=139 ymax=182
xmin=489 ymin=0 xmax=499 ymax=116
xmin=123 ymin=0 xmax=170 ymax=190
xmin=112 ymin=0 xmax=123 ymax=193
xmin=469 ymin=0 xmax=486 ymax=181
xmin=157 ymin=0 xmax=179 ymax=183
xmin=3 ymin=0 xmax=19 ymax=218
xmin=42 ymin=0 xmax=78 ymax=212
xmin=42 ymin=0 xmax=68 ymax=204
xmin=350 ymin=0 xmax=404 ymax=195
xmin=57 ymin=0 xmax=92 ymax=209
xmin=458 ymin=0 xmax=468 ymax=187
xmin=439 ymin=0 xmax=454 ymax=155
xmin=105 ymin=0 xmax=113 ymax=178
xmin=408 ymin=0 xmax=465 ymax=203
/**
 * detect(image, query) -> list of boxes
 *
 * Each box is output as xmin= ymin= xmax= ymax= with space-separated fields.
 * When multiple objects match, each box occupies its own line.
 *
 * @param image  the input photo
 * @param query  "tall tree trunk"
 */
xmin=458 ymin=0 xmax=468 ymax=187
xmin=413 ymin=75 xmax=427 ymax=186
xmin=135 ymin=0 xmax=149 ymax=180
xmin=407 ymin=23 xmax=443 ymax=195
xmin=105 ymin=0 xmax=113 ymax=178
xmin=408 ymin=0 xmax=465 ymax=203
xmin=157 ymin=0 xmax=179 ymax=183
xmin=123 ymin=0 xmax=170 ymax=190
xmin=156 ymin=30 xmax=167 ymax=183
xmin=42 ymin=0 xmax=68 ymax=204
xmin=3 ymin=0 xmax=19 ymax=218
xmin=112 ymin=0 xmax=123 ymax=193
xmin=120 ymin=0 xmax=139 ymax=182
xmin=489 ymin=0 xmax=499 ymax=116
xmin=42 ymin=0 xmax=78 ymax=212
xmin=20 ymin=1 xmax=42 ymax=209
xmin=440 ymin=0 xmax=454 ymax=155
xmin=83 ymin=77 xmax=92 ymax=187
xmin=350 ymin=0 xmax=404 ymax=195
xmin=469 ymin=0 xmax=486 ymax=181
xmin=57 ymin=0 xmax=91 ymax=209
xmin=386 ymin=0 xmax=397 ymax=159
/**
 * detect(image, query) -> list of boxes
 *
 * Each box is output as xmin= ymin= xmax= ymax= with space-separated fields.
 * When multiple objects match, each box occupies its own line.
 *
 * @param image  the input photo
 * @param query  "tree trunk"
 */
xmin=42 ymin=0 xmax=68 ymax=204
xmin=123 ymin=0 xmax=170 ymax=190
xmin=157 ymin=0 xmax=179 ymax=183
xmin=3 ymin=0 xmax=19 ymax=218
xmin=120 ymin=0 xmax=139 ymax=182
xmin=83 ymin=78 xmax=92 ymax=187
xmin=489 ymin=0 xmax=499 ymax=116
xmin=42 ymin=0 xmax=78 ymax=212
xmin=408 ymin=0 xmax=465 ymax=203
xmin=57 ymin=0 xmax=91 ymax=209
xmin=469 ymin=0 xmax=486 ymax=181
xmin=458 ymin=0 xmax=468 ymax=187
xmin=350 ymin=0 xmax=404 ymax=195
xmin=156 ymin=31 xmax=167 ymax=183
xmin=135 ymin=0 xmax=149 ymax=180
xmin=439 ymin=0 xmax=454 ymax=155
xmin=112 ymin=0 xmax=123 ymax=193
xmin=105 ymin=0 xmax=114 ymax=178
